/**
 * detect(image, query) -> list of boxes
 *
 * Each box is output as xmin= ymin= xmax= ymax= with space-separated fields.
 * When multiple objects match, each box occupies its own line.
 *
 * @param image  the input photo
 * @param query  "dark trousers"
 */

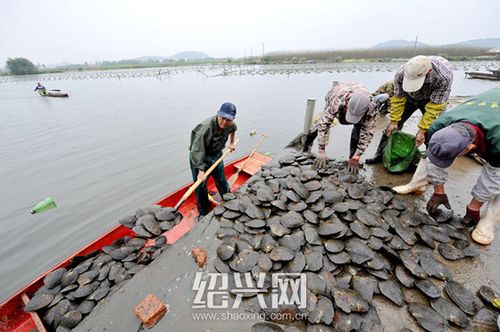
xmin=349 ymin=123 xmax=362 ymax=159
xmin=372 ymin=98 xmax=429 ymax=157
xmin=189 ymin=155 xmax=230 ymax=216
xmin=303 ymin=123 xmax=361 ymax=159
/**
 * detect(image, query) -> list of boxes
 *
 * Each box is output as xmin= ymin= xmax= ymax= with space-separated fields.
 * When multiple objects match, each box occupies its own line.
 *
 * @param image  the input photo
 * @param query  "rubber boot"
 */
xmin=365 ymin=134 xmax=388 ymax=164
xmin=392 ymin=159 xmax=428 ymax=195
xmin=472 ymin=195 xmax=500 ymax=245
xmin=303 ymin=128 xmax=318 ymax=153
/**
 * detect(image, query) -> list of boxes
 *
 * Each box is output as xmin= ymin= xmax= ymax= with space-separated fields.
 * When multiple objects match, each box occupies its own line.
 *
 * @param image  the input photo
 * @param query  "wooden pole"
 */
xmin=303 ymin=99 xmax=316 ymax=135
xmin=413 ymin=35 xmax=418 ymax=57
xmin=21 ymin=294 xmax=47 ymax=332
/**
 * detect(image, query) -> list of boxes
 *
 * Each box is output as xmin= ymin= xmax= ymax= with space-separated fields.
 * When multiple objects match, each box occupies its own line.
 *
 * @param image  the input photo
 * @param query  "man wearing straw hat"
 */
xmin=189 ymin=102 xmax=237 ymax=217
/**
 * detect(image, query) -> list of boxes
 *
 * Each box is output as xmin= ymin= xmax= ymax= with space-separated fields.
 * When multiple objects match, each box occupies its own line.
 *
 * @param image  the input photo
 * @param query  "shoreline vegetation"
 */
xmin=1 ymin=47 xmax=499 ymax=76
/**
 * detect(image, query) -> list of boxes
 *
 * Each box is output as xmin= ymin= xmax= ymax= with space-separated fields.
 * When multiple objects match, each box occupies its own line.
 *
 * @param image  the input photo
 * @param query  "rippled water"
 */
xmin=1 ymin=62 xmax=499 ymax=302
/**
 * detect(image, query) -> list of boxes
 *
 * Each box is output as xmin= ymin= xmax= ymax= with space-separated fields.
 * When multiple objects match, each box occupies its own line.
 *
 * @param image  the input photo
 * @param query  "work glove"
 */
xmin=426 ymin=193 xmax=452 ymax=215
xmin=347 ymin=158 xmax=360 ymax=174
xmin=462 ymin=206 xmax=481 ymax=227
xmin=314 ymin=151 xmax=327 ymax=169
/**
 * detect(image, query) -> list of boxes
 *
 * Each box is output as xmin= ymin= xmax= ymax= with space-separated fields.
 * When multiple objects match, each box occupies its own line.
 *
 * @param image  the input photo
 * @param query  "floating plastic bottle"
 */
xmin=31 ymin=197 xmax=57 ymax=214
xmin=249 ymin=129 xmax=257 ymax=136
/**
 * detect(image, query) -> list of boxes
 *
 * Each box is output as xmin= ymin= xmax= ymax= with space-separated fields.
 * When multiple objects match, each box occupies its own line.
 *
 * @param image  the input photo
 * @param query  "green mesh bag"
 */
xmin=383 ymin=130 xmax=421 ymax=173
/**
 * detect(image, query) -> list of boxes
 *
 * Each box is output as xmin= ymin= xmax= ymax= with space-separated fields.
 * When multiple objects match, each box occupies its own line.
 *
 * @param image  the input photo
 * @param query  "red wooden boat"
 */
xmin=0 ymin=153 xmax=271 ymax=332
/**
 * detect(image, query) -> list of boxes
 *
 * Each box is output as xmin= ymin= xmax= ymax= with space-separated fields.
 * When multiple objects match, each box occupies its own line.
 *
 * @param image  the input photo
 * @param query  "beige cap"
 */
xmin=346 ymin=93 xmax=370 ymax=124
xmin=403 ymin=55 xmax=431 ymax=92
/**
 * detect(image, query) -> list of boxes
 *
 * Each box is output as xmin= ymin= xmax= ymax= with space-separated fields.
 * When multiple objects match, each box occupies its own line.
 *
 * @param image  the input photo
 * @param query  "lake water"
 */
xmin=1 ymin=61 xmax=499 ymax=302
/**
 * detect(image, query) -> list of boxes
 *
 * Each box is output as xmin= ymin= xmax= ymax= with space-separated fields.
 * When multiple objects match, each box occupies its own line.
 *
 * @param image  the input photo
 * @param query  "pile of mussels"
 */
xmin=23 ymin=206 xmax=179 ymax=331
xmin=23 ymin=151 xmax=499 ymax=332
xmin=208 ymin=152 xmax=499 ymax=332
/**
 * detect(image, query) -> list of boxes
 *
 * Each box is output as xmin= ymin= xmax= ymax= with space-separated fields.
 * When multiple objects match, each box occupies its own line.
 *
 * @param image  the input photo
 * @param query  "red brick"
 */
xmin=191 ymin=247 xmax=207 ymax=268
xmin=134 ymin=294 xmax=167 ymax=328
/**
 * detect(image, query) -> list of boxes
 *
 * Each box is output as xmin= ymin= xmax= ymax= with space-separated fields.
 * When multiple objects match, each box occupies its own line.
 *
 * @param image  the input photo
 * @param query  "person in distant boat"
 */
xmin=189 ymin=102 xmax=237 ymax=217
xmin=34 ymin=82 xmax=47 ymax=96
xmin=306 ymin=81 xmax=388 ymax=174
xmin=366 ymin=55 xmax=453 ymax=164
xmin=372 ymin=80 xmax=394 ymax=113
xmin=392 ymin=88 xmax=500 ymax=245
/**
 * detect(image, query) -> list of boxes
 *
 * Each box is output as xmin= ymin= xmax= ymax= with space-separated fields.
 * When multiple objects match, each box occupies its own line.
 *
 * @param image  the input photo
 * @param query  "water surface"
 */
xmin=1 ymin=62 xmax=499 ymax=301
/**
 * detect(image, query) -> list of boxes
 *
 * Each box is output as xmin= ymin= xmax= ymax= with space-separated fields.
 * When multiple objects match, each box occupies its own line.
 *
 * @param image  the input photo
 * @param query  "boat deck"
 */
xmin=74 ymin=211 xmax=261 ymax=332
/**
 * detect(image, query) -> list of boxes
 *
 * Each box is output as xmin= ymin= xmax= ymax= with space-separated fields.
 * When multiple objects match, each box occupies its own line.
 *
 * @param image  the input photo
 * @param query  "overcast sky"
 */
xmin=1 ymin=0 xmax=499 ymax=66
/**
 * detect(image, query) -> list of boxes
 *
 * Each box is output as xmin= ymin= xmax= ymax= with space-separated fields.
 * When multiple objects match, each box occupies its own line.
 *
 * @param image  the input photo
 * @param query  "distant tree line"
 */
xmin=3 ymin=46 xmax=497 ymax=76
xmin=6 ymin=57 xmax=39 ymax=75
xmin=264 ymin=46 xmax=491 ymax=63
xmin=54 ymin=57 xmax=224 ymax=71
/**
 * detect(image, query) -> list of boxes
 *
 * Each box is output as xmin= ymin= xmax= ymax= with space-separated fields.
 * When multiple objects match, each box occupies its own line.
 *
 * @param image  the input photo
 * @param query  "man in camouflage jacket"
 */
xmin=312 ymin=82 xmax=382 ymax=174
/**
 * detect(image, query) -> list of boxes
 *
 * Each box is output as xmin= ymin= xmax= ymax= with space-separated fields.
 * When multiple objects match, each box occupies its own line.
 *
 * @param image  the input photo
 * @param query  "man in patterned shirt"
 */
xmin=366 ymin=55 xmax=453 ymax=164
xmin=313 ymin=82 xmax=382 ymax=174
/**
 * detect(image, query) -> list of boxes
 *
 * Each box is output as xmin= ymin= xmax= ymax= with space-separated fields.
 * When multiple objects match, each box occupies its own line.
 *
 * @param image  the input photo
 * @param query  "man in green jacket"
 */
xmin=393 ymin=88 xmax=500 ymax=245
xmin=190 ymin=102 xmax=237 ymax=217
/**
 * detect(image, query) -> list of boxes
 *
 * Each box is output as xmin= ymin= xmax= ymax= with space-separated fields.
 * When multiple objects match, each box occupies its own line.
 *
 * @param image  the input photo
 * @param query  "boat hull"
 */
xmin=0 ymin=152 xmax=271 ymax=332
xmin=465 ymin=70 xmax=500 ymax=81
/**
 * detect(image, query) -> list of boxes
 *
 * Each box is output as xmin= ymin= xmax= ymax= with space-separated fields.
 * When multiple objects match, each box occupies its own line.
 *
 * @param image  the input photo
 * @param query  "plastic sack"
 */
xmin=383 ymin=130 xmax=421 ymax=173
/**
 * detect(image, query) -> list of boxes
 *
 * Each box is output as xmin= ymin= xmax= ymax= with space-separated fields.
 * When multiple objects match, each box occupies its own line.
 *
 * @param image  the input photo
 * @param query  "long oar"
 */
xmin=174 ymin=139 xmax=240 ymax=211
xmin=228 ymin=134 xmax=266 ymax=187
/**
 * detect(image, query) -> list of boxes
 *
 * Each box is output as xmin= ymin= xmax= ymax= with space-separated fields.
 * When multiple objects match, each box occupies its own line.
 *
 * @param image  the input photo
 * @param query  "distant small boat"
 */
xmin=44 ymin=90 xmax=69 ymax=98
xmin=465 ymin=69 xmax=500 ymax=81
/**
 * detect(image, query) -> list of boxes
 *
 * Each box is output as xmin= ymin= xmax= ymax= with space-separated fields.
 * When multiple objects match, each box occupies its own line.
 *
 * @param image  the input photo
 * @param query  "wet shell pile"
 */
xmin=208 ymin=152 xmax=498 ymax=332
xmin=23 ymin=206 xmax=173 ymax=331
xmin=118 ymin=206 xmax=183 ymax=238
